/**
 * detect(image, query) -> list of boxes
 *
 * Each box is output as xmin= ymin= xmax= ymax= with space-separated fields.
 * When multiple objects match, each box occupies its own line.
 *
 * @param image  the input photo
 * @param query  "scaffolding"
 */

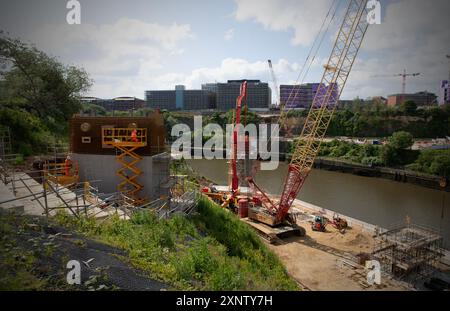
xmin=0 ymin=127 xmax=12 ymax=159
xmin=372 ymin=223 xmax=444 ymax=282
xmin=102 ymin=127 xmax=148 ymax=206
xmin=43 ymin=161 xmax=79 ymax=188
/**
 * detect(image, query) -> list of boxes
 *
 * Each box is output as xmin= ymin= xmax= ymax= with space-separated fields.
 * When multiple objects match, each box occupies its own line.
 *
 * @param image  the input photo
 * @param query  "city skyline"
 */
xmin=0 ymin=0 xmax=449 ymax=101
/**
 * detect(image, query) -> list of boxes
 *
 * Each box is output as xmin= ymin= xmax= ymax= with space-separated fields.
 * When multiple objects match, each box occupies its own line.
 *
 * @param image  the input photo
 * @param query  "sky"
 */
xmin=0 ymin=0 xmax=449 ymax=101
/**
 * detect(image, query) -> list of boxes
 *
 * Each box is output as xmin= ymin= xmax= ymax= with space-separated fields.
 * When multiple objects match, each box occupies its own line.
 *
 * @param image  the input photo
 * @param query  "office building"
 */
xmin=280 ymin=83 xmax=339 ymax=109
xmin=387 ymin=92 xmax=437 ymax=107
xmin=203 ymin=80 xmax=270 ymax=111
xmin=81 ymin=97 xmax=145 ymax=111
xmin=146 ymin=86 xmax=213 ymax=111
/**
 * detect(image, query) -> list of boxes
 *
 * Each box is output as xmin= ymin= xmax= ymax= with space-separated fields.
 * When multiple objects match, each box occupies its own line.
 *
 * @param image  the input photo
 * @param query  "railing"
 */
xmin=43 ymin=162 xmax=79 ymax=187
xmin=102 ymin=128 xmax=147 ymax=146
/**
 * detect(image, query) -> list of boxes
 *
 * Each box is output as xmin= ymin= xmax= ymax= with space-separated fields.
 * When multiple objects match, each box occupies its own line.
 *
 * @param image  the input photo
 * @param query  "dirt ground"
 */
xmin=266 ymin=221 xmax=409 ymax=291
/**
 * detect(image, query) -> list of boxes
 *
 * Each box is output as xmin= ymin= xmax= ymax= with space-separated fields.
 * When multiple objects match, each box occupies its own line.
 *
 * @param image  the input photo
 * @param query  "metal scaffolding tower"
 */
xmin=372 ymin=223 xmax=444 ymax=281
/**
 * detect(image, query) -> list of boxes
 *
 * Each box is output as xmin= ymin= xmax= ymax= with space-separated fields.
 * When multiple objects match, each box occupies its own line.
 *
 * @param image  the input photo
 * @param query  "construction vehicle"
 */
xmin=331 ymin=214 xmax=348 ymax=230
xmin=242 ymin=0 xmax=370 ymax=240
xmin=310 ymin=214 xmax=348 ymax=232
xmin=311 ymin=215 xmax=328 ymax=232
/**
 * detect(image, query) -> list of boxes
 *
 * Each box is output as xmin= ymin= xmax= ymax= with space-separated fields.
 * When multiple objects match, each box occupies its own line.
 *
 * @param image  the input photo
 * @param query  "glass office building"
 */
xmin=202 ymin=80 xmax=270 ymax=111
xmin=146 ymin=86 xmax=213 ymax=111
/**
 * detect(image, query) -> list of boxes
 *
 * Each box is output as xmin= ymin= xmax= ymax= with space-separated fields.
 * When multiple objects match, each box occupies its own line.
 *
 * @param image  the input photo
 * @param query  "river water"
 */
xmin=186 ymin=159 xmax=450 ymax=249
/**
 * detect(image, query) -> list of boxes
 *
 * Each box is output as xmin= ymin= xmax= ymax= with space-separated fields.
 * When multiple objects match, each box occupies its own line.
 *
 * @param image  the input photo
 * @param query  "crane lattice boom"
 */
xmin=275 ymin=0 xmax=370 ymax=222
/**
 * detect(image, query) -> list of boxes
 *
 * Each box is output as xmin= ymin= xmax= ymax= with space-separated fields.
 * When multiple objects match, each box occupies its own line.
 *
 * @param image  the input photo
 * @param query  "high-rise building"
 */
xmin=203 ymin=80 xmax=270 ymax=111
xmin=146 ymin=86 xmax=213 ymax=111
xmin=280 ymin=83 xmax=339 ymax=109
xmin=183 ymin=90 xmax=212 ymax=110
xmin=280 ymin=84 xmax=315 ymax=108
xmin=145 ymin=90 xmax=176 ymax=110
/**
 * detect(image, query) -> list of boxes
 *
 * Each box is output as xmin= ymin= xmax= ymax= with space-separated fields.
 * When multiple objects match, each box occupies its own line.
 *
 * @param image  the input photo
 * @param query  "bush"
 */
xmin=407 ymin=150 xmax=450 ymax=177
xmin=388 ymin=131 xmax=413 ymax=150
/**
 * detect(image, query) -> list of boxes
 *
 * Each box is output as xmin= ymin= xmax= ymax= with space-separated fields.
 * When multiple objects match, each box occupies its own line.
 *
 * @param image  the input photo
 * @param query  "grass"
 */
xmin=53 ymin=196 xmax=299 ymax=291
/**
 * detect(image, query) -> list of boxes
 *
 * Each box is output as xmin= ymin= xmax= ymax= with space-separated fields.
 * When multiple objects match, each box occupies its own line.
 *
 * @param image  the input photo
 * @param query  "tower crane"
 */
xmin=246 ymin=0 xmax=371 ymax=228
xmin=372 ymin=69 xmax=420 ymax=104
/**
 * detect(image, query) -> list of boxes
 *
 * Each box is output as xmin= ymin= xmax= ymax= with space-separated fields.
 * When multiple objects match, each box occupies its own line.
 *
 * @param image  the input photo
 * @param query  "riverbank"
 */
xmin=314 ymin=157 xmax=449 ymax=193
xmin=177 ymin=146 xmax=449 ymax=192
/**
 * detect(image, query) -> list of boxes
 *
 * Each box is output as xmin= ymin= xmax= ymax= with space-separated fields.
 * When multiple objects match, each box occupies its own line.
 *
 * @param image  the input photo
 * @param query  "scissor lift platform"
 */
xmin=102 ymin=128 xmax=148 ymax=206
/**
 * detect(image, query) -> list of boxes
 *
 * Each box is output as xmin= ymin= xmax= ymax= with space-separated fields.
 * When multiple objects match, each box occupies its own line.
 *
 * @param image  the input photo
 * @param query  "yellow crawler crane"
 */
xmin=102 ymin=127 xmax=148 ymax=206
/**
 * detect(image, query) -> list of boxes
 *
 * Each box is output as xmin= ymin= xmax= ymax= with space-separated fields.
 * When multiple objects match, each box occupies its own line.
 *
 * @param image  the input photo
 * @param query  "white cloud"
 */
xmin=349 ymin=0 xmax=450 ymax=99
xmin=224 ymin=28 xmax=235 ymax=41
xmin=25 ymin=18 xmax=193 ymax=97
xmin=11 ymin=0 xmax=448 ymax=101
xmin=153 ymin=58 xmax=300 ymax=89
xmin=233 ymin=0 xmax=450 ymax=100
xmin=234 ymin=0 xmax=333 ymax=46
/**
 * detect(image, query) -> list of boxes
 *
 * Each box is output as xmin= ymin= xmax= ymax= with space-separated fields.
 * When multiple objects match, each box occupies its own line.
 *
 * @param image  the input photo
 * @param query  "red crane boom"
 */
xmin=231 ymin=81 xmax=247 ymax=193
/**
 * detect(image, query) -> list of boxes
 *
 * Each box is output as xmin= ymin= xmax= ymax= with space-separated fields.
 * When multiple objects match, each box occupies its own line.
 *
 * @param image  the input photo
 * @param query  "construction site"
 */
xmin=1 ymin=0 xmax=450 ymax=292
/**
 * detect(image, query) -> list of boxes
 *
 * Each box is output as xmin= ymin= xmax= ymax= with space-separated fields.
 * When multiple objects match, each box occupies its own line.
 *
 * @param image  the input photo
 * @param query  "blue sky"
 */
xmin=0 ymin=0 xmax=449 ymax=101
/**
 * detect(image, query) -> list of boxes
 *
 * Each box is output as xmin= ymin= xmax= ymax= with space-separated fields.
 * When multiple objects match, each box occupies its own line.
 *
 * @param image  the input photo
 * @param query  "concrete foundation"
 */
xmin=72 ymin=152 xmax=170 ymax=200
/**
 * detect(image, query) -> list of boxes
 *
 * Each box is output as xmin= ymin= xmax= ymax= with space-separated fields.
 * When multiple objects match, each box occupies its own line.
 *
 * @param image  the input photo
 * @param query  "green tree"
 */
xmin=380 ymin=144 xmax=398 ymax=166
xmin=401 ymin=100 xmax=417 ymax=115
xmin=81 ymin=103 xmax=106 ymax=116
xmin=0 ymin=32 xmax=92 ymax=129
xmin=381 ymin=131 xmax=414 ymax=166
xmin=0 ymin=32 xmax=92 ymax=154
xmin=429 ymin=153 xmax=450 ymax=177
xmin=388 ymin=131 xmax=413 ymax=150
xmin=407 ymin=150 xmax=450 ymax=177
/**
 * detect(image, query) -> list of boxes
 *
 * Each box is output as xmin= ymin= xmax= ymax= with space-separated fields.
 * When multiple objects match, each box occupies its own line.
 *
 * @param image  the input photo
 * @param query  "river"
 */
xmin=186 ymin=159 xmax=450 ymax=250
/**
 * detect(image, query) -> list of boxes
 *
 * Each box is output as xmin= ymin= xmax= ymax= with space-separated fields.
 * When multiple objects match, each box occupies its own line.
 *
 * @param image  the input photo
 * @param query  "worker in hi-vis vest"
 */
xmin=64 ymin=155 xmax=72 ymax=176
xmin=131 ymin=129 xmax=138 ymax=142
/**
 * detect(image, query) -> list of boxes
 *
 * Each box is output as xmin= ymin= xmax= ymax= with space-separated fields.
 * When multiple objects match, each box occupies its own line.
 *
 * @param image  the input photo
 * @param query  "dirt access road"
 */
xmin=267 ymin=223 xmax=408 ymax=291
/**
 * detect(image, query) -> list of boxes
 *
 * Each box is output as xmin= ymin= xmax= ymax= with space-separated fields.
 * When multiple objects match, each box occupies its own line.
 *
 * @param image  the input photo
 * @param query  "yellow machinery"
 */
xmin=43 ymin=161 xmax=79 ymax=187
xmin=102 ymin=127 xmax=148 ymax=206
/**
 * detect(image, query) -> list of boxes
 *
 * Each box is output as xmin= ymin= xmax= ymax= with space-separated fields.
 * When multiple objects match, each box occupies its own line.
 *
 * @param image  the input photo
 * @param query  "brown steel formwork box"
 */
xmin=70 ymin=112 xmax=166 ymax=156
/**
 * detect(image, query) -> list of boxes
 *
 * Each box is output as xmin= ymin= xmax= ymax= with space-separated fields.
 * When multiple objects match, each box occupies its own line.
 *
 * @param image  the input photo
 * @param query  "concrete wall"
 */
xmin=72 ymin=152 xmax=169 ymax=200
